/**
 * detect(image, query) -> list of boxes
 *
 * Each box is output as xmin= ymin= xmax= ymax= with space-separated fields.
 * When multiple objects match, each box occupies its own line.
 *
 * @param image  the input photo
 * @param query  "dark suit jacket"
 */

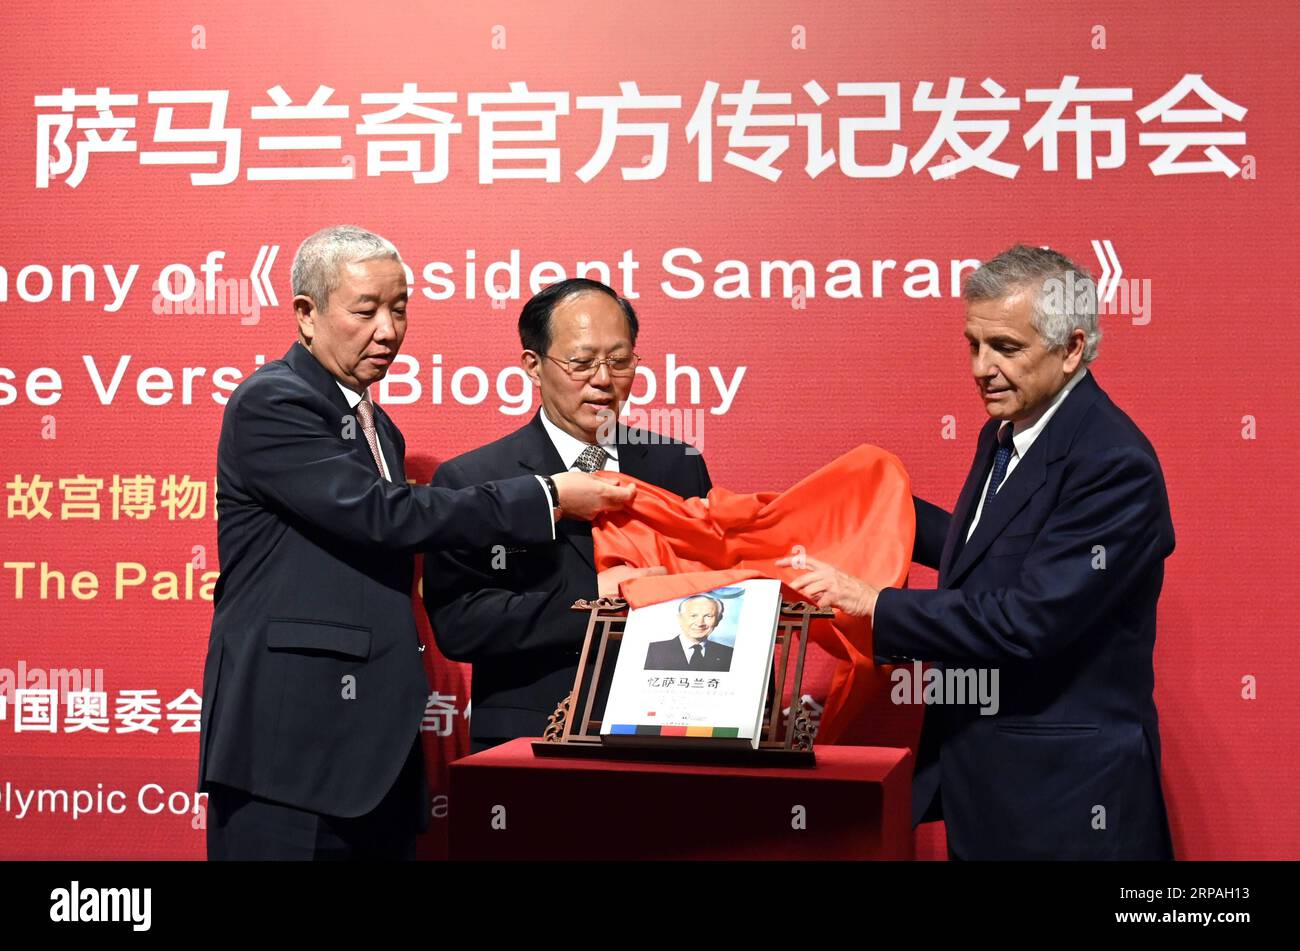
xmin=422 ymin=410 xmax=712 ymax=745
xmin=878 ymin=372 xmax=1175 ymax=859
xmin=644 ymin=636 xmax=734 ymax=672
xmin=198 ymin=342 xmax=554 ymax=818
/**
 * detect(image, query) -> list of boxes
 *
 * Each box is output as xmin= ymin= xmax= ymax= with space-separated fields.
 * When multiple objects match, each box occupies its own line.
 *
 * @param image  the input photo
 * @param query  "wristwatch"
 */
xmin=540 ymin=474 xmax=562 ymax=521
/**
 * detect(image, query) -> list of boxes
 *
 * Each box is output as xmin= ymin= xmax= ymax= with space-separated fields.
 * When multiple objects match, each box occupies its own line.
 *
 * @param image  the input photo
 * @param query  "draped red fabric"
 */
xmin=591 ymin=444 xmax=916 ymax=743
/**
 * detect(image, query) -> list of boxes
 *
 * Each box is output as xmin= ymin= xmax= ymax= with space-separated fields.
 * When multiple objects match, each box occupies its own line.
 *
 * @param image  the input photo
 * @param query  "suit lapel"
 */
xmin=282 ymin=342 xmax=403 ymax=479
xmin=946 ymin=433 xmax=1048 ymax=584
xmin=944 ymin=372 xmax=1104 ymax=586
xmin=516 ymin=411 xmax=596 ymax=570
xmin=373 ymin=408 xmax=406 ymax=483
xmin=613 ymin=422 xmax=651 ymax=482
xmin=283 ymin=341 xmax=353 ymax=417
xmin=939 ymin=420 xmax=998 ymax=585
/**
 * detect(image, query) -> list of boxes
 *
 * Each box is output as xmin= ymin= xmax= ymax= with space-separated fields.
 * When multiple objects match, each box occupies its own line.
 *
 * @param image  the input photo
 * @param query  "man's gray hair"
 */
xmin=678 ymin=593 xmax=724 ymax=620
xmin=291 ymin=225 xmax=403 ymax=310
xmin=963 ymin=244 xmax=1101 ymax=363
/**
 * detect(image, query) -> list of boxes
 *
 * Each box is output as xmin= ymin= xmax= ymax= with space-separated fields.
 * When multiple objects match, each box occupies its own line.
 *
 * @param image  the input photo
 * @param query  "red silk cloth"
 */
xmin=591 ymin=445 xmax=915 ymax=743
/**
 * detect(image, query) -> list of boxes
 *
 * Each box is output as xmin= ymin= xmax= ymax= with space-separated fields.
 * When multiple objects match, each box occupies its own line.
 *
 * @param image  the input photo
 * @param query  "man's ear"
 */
xmin=293 ymin=294 xmax=317 ymax=344
xmin=521 ymin=350 xmax=542 ymax=386
xmin=1062 ymin=328 xmax=1086 ymax=374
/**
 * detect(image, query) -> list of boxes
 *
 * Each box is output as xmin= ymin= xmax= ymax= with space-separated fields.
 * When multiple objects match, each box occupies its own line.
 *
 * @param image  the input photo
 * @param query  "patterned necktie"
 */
xmin=353 ymin=398 xmax=387 ymax=479
xmin=574 ymin=444 xmax=608 ymax=473
xmin=983 ymin=423 xmax=1015 ymax=507
xmin=689 ymin=644 xmax=704 ymax=668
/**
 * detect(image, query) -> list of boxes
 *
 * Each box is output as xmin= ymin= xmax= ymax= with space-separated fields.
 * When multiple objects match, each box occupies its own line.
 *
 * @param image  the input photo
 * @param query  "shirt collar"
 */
xmin=678 ymin=633 xmax=711 ymax=655
xmin=336 ymin=382 xmax=369 ymax=409
xmin=1006 ymin=367 xmax=1088 ymax=458
xmin=539 ymin=407 xmax=620 ymax=470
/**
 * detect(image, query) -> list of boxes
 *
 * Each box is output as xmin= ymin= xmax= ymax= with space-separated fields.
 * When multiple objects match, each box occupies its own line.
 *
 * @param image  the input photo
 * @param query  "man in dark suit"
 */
xmin=198 ymin=227 xmax=632 ymax=859
xmin=423 ymin=278 xmax=712 ymax=752
xmin=781 ymin=245 xmax=1174 ymax=860
xmin=644 ymin=593 xmax=734 ymax=672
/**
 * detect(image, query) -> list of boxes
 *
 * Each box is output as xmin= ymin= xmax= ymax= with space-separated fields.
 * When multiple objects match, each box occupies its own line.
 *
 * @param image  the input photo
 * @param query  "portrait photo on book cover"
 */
xmin=643 ymin=588 xmax=743 ymax=673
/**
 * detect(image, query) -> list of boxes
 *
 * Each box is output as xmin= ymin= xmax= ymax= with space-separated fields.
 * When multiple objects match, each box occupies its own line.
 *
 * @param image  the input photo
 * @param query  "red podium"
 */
xmin=449 ymin=738 xmax=915 ymax=860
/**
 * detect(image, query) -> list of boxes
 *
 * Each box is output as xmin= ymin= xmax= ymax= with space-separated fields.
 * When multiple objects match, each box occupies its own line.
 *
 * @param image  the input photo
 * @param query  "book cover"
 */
xmin=600 ymin=579 xmax=782 ymax=749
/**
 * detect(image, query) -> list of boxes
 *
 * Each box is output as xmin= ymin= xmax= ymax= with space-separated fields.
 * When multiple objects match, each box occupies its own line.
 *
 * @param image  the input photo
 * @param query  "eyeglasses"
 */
xmin=542 ymin=352 xmax=640 ymax=381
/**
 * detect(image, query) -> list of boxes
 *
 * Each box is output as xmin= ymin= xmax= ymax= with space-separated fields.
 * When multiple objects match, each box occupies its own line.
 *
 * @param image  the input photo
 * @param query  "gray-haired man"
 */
xmin=644 ymin=594 xmax=733 ymax=672
xmin=782 ymin=244 xmax=1175 ymax=859
xmin=198 ymin=225 xmax=633 ymax=859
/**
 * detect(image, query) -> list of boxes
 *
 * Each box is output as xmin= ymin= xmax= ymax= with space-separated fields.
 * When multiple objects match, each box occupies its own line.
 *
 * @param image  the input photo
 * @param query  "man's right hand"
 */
xmin=551 ymin=471 xmax=636 ymax=521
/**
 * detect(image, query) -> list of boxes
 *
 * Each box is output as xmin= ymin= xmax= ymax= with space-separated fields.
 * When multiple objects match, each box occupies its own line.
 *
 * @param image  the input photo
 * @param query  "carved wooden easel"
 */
xmin=531 ymin=596 xmax=832 ymax=766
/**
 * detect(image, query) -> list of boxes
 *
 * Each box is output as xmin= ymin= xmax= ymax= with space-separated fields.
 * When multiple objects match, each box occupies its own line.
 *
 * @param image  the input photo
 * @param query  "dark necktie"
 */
xmin=983 ymin=423 xmax=1015 ymax=507
xmin=574 ymin=444 xmax=608 ymax=473
xmin=689 ymin=644 xmax=704 ymax=668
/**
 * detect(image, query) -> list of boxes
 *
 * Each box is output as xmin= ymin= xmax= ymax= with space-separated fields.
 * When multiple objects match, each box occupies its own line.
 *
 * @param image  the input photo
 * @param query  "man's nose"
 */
xmin=971 ymin=346 xmax=995 ymax=378
xmin=589 ymin=361 xmax=613 ymax=386
xmin=374 ymin=310 xmax=398 ymax=343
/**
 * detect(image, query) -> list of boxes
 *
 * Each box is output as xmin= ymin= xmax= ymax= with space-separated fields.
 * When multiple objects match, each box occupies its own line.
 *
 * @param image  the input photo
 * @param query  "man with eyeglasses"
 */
xmin=423 ymin=278 xmax=713 ymax=752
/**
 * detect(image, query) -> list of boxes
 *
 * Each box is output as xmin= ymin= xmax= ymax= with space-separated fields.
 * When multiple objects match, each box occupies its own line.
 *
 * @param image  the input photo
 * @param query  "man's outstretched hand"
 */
xmin=552 ymin=471 xmax=637 ymax=521
xmin=775 ymin=552 xmax=880 ymax=618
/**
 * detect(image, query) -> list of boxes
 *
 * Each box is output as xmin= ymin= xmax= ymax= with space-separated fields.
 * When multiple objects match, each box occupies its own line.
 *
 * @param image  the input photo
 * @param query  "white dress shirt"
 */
xmin=538 ymin=407 xmax=621 ymax=473
xmin=675 ymin=634 xmax=715 ymax=665
xmin=965 ymin=368 xmax=1089 ymax=541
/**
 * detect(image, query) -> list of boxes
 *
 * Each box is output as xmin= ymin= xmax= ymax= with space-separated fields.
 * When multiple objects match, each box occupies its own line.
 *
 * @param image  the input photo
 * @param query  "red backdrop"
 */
xmin=1 ymin=0 xmax=1295 ymax=860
